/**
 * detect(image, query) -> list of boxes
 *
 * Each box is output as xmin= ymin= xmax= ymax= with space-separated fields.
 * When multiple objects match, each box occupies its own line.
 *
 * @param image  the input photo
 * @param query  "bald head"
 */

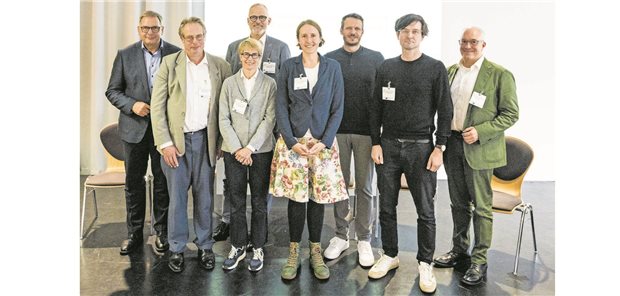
xmin=459 ymin=26 xmax=486 ymax=67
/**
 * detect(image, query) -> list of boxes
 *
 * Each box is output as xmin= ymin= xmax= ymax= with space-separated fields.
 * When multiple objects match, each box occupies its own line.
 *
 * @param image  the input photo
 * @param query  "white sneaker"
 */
xmin=357 ymin=241 xmax=375 ymax=267
xmin=418 ymin=261 xmax=437 ymax=293
xmin=323 ymin=237 xmax=349 ymax=260
xmin=368 ymin=253 xmax=399 ymax=279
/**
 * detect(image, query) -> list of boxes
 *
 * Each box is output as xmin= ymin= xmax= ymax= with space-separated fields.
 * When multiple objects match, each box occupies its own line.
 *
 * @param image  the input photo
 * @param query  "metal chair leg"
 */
xmin=529 ymin=204 xmax=538 ymax=253
xmin=513 ymin=207 xmax=528 ymax=275
xmin=80 ymin=185 xmax=98 ymax=240
xmin=145 ymin=175 xmax=155 ymax=235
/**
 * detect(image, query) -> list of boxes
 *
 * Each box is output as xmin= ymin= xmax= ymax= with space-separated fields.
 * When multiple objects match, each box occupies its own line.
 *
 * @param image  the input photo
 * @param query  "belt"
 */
xmin=396 ymin=138 xmax=430 ymax=144
xmin=451 ymin=130 xmax=463 ymax=139
xmin=185 ymin=128 xmax=206 ymax=135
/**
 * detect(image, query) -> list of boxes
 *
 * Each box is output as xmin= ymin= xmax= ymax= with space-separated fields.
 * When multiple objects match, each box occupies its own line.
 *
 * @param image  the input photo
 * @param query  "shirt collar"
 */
xmin=186 ymin=51 xmax=209 ymax=65
xmin=240 ymin=69 xmax=259 ymax=81
xmin=459 ymin=56 xmax=484 ymax=71
xmin=141 ymin=40 xmax=163 ymax=53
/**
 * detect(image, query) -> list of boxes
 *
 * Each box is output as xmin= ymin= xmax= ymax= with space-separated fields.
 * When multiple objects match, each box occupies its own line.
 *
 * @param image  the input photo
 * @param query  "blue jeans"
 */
xmin=376 ymin=138 xmax=436 ymax=263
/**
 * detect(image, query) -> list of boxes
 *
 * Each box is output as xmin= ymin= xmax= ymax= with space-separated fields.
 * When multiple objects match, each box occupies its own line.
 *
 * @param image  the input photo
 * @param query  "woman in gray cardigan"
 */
xmin=219 ymin=38 xmax=277 ymax=272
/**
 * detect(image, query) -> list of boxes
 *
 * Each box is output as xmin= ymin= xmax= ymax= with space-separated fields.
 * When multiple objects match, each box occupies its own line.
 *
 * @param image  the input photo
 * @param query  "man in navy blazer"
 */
xmin=215 ymin=2 xmax=291 ymax=242
xmin=105 ymin=11 xmax=180 ymax=256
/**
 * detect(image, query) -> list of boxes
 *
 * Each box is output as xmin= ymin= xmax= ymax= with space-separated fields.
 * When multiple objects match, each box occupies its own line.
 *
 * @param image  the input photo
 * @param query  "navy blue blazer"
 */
xmin=276 ymin=54 xmax=344 ymax=149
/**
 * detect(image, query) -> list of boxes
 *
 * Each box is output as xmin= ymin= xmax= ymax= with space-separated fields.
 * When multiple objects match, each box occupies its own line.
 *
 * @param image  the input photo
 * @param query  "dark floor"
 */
xmin=79 ymin=177 xmax=554 ymax=295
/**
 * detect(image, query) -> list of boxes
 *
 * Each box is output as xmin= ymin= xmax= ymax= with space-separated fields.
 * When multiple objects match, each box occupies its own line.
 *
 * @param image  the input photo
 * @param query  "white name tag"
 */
xmin=263 ymin=61 xmax=276 ymax=74
xmin=294 ymin=76 xmax=308 ymax=90
xmin=233 ymin=99 xmax=248 ymax=114
xmin=469 ymin=91 xmax=486 ymax=108
xmin=382 ymin=87 xmax=395 ymax=101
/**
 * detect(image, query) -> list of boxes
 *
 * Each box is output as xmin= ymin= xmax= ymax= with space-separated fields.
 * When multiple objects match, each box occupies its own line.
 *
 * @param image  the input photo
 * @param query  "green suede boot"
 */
xmin=281 ymin=242 xmax=301 ymax=280
xmin=309 ymin=241 xmax=330 ymax=279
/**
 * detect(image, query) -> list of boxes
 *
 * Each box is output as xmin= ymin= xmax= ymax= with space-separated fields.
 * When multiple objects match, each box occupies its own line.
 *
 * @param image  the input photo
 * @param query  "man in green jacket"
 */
xmin=433 ymin=27 xmax=519 ymax=286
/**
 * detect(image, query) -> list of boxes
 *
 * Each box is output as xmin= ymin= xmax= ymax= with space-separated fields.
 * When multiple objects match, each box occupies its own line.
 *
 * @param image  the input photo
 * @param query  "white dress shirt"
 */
xmin=450 ymin=57 xmax=484 ymax=131
xmin=184 ymin=52 xmax=212 ymax=133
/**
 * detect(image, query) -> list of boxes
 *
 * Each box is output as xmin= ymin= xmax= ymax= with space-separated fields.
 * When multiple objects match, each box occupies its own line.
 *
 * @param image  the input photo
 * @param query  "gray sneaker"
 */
xmin=248 ymin=247 xmax=264 ymax=272
xmin=222 ymin=245 xmax=246 ymax=270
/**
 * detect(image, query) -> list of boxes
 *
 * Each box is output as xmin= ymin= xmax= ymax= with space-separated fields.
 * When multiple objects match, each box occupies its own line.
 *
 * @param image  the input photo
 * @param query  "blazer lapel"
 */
xmin=206 ymin=53 xmax=221 ymax=109
xmin=262 ymin=36 xmax=274 ymax=63
xmin=234 ymin=71 xmax=248 ymax=101
xmin=134 ymin=42 xmax=150 ymax=99
xmin=311 ymin=55 xmax=328 ymax=99
xmin=465 ymin=58 xmax=491 ymax=124
xmin=248 ymin=72 xmax=264 ymax=102
xmin=293 ymin=55 xmax=312 ymax=102
xmin=174 ymin=51 xmax=187 ymax=101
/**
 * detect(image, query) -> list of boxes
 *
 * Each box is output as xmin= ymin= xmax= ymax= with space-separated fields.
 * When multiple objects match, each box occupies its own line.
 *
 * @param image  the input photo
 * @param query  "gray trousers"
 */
xmin=333 ymin=133 xmax=375 ymax=242
xmin=161 ymin=130 xmax=215 ymax=253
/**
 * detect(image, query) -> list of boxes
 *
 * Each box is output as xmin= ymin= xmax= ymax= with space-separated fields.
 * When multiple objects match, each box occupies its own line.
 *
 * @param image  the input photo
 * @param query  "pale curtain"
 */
xmin=80 ymin=1 xmax=204 ymax=175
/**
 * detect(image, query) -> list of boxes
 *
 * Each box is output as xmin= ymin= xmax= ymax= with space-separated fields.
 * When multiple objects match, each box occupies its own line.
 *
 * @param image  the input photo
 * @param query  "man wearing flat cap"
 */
xmin=368 ymin=13 xmax=453 ymax=294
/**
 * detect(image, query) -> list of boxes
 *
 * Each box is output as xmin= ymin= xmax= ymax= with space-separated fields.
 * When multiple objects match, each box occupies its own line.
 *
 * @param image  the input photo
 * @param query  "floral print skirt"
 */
xmin=269 ymin=135 xmax=349 ymax=204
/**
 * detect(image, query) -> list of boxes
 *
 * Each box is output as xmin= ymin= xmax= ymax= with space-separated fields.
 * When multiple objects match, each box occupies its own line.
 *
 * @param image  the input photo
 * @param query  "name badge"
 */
xmin=294 ymin=75 xmax=308 ymax=90
xmin=233 ymin=99 xmax=248 ymax=114
xmin=263 ymin=61 xmax=276 ymax=74
xmin=382 ymin=81 xmax=395 ymax=101
xmin=469 ymin=91 xmax=486 ymax=108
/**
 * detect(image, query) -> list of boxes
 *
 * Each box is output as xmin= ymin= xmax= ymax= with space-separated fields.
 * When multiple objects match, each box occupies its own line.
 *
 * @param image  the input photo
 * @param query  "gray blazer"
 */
xmin=225 ymin=35 xmax=291 ymax=80
xmin=219 ymin=70 xmax=276 ymax=154
xmin=105 ymin=40 xmax=181 ymax=143
xmin=151 ymin=50 xmax=232 ymax=167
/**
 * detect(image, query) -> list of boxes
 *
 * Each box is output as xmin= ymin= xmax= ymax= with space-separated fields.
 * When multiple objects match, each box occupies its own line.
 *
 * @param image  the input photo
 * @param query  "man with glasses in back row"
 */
xmin=106 ymin=10 xmax=180 ymax=256
xmin=151 ymin=17 xmax=232 ymax=273
xmin=213 ymin=2 xmax=291 ymax=245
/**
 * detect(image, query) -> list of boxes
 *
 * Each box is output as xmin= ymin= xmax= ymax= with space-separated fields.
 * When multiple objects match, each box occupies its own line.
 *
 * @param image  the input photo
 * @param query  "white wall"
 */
xmin=79 ymin=0 xmax=555 ymax=181
xmin=442 ymin=1 xmax=555 ymax=181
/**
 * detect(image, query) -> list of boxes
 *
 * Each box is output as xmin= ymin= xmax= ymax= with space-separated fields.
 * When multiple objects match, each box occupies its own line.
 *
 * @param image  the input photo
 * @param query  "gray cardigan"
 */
xmin=219 ymin=70 xmax=277 ymax=153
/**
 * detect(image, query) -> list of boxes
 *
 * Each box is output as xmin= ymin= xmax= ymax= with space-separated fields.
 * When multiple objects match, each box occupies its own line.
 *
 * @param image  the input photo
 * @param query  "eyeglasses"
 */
xmin=139 ymin=26 xmax=161 ymax=33
xmin=459 ymin=39 xmax=483 ymax=46
xmin=240 ymin=52 xmax=261 ymax=59
xmin=249 ymin=15 xmax=268 ymax=22
xmin=183 ymin=34 xmax=204 ymax=43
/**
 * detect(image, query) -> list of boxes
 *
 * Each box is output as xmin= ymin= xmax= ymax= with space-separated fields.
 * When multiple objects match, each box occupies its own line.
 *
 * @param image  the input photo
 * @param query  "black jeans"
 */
xmin=288 ymin=199 xmax=324 ymax=243
xmin=376 ymin=138 xmax=437 ymax=263
xmin=122 ymin=124 xmax=169 ymax=236
xmin=223 ymin=151 xmax=272 ymax=249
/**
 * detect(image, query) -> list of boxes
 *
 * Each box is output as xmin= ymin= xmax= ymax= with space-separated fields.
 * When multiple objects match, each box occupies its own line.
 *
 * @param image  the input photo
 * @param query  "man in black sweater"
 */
xmin=323 ymin=13 xmax=384 ymax=268
xmin=367 ymin=14 xmax=453 ymax=294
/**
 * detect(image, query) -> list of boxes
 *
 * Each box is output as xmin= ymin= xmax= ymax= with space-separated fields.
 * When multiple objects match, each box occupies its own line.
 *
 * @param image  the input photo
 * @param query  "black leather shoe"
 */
xmin=155 ymin=234 xmax=169 ymax=253
xmin=433 ymin=251 xmax=471 ymax=268
xmin=213 ymin=222 xmax=230 ymax=241
xmin=168 ymin=252 xmax=185 ymax=273
xmin=461 ymin=263 xmax=487 ymax=286
xmin=198 ymin=248 xmax=216 ymax=270
xmin=120 ymin=235 xmax=143 ymax=256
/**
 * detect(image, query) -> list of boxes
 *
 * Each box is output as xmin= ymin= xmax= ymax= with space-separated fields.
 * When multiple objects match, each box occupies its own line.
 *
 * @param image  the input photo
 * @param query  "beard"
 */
xmin=343 ymin=35 xmax=360 ymax=47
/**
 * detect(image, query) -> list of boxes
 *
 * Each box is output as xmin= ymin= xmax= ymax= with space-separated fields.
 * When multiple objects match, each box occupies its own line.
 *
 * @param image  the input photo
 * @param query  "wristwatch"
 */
xmin=435 ymin=145 xmax=446 ymax=152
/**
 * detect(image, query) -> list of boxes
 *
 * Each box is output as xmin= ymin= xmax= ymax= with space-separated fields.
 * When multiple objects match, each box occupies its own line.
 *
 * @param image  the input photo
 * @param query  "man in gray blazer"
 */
xmin=151 ymin=17 xmax=232 ymax=273
xmin=214 ymin=2 xmax=291 ymax=242
xmin=105 ymin=10 xmax=180 ymax=256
